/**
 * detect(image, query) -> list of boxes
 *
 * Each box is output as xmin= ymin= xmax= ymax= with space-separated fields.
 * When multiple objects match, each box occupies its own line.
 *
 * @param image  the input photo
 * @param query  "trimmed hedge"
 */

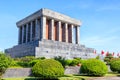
xmin=32 ymin=59 xmax=64 ymax=79
xmin=110 ymin=60 xmax=120 ymax=73
xmin=80 ymin=59 xmax=108 ymax=76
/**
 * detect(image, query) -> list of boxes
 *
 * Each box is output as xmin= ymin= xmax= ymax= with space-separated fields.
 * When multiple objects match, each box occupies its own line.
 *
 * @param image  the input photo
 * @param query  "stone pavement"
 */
xmin=88 ymin=77 xmax=120 ymax=80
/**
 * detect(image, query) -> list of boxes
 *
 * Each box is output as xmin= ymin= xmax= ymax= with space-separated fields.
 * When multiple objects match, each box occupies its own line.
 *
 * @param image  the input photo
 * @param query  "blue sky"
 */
xmin=0 ymin=0 xmax=120 ymax=54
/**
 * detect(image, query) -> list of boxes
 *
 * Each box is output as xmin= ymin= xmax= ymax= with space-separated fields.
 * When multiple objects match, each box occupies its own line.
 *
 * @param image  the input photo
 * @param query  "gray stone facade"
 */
xmin=5 ymin=8 xmax=95 ymax=59
xmin=5 ymin=39 xmax=94 ymax=59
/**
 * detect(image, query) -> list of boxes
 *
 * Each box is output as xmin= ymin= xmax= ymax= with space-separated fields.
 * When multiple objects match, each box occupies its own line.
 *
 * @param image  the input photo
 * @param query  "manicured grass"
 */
xmin=59 ymin=75 xmax=85 ymax=80
xmin=2 ymin=75 xmax=85 ymax=80
xmin=105 ymin=72 xmax=120 ymax=77
xmin=2 ymin=77 xmax=84 ymax=80
xmin=9 ymin=66 xmax=24 ymax=68
xmin=1 ymin=77 xmax=38 ymax=80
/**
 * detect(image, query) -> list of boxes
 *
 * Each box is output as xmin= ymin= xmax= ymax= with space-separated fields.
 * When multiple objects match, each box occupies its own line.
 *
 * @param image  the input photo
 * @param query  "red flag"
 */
xmin=94 ymin=50 xmax=96 ymax=54
xmin=117 ymin=53 xmax=119 ymax=56
xmin=112 ymin=52 xmax=115 ymax=56
xmin=101 ymin=50 xmax=104 ymax=55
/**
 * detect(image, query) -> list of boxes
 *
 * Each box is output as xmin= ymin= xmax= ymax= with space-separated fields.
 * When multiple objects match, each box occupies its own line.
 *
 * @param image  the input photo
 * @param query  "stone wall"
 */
xmin=5 ymin=39 xmax=95 ymax=59
xmin=35 ymin=39 xmax=94 ymax=59
xmin=5 ymin=41 xmax=38 ymax=58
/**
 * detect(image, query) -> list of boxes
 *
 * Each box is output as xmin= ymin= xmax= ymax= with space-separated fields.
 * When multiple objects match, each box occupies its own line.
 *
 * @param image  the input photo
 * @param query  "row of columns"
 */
xmin=18 ymin=16 xmax=80 ymax=44
xmin=42 ymin=16 xmax=80 ymax=44
xmin=18 ymin=18 xmax=41 ymax=44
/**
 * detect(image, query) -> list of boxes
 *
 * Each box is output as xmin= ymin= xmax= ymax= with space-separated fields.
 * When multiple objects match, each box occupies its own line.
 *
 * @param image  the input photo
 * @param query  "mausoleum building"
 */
xmin=5 ymin=8 xmax=94 ymax=59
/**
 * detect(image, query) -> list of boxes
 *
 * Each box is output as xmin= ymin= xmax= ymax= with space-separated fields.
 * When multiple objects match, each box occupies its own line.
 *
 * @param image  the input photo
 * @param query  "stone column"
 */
xmin=26 ymin=24 xmax=28 ymax=43
xmin=57 ymin=21 xmax=61 ymax=41
xmin=65 ymin=23 xmax=68 ymax=42
xmin=41 ymin=16 xmax=46 ymax=39
xmin=38 ymin=19 xmax=41 ymax=40
xmin=18 ymin=27 xmax=21 ymax=44
xmin=71 ymin=25 xmax=74 ymax=43
xmin=22 ymin=25 xmax=24 ymax=43
xmin=76 ymin=26 xmax=80 ymax=44
xmin=50 ymin=19 xmax=54 ymax=40
xmin=30 ymin=21 xmax=33 ymax=41
xmin=35 ymin=19 xmax=39 ymax=40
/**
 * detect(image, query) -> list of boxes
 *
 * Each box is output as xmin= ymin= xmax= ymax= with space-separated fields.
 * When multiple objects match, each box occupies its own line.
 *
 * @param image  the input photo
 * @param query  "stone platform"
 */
xmin=5 ymin=39 xmax=95 ymax=59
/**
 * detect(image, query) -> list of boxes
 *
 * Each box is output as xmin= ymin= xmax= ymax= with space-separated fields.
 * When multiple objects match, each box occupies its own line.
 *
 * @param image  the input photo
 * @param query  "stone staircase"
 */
xmin=64 ymin=66 xmax=80 ymax=74
xmin=2 ymin=68 xmax=32 ymax=78
xmin=2 ymin=67 xmax=81 ymax=78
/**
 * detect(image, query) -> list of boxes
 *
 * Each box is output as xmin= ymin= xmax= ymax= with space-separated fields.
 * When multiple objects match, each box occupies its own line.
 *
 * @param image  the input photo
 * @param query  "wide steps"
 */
xmin=3 ymin=67 xmax=80 ymax=78
xmin=2 ymin=68 xmax=32 ymax=78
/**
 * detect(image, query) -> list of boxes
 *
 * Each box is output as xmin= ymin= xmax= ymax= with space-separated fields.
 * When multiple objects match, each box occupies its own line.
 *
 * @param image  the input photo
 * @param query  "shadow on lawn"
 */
xmin=117 ymin=74 xmax=120 ymax=77
xmin=73 ymin=74 xmax=100 ymax=77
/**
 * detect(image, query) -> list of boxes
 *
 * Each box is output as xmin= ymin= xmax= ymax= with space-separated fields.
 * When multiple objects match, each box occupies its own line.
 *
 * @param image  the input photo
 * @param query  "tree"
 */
xmin=104 ymin=53 xmax=113 ymax=65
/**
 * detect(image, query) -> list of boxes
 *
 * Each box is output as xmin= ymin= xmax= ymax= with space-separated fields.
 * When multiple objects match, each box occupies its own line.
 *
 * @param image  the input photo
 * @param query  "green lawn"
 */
xmin=2 ymin=75 xmax=85 ymax=80
xmin=105 ymin=72 xmax=120 ymax=77
xmin=2 ymin=77 xmax=84 ymax=80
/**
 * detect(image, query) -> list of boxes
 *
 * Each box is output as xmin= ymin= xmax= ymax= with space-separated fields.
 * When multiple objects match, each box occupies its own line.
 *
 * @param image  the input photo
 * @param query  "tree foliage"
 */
xmin=104 ymin=53 xmax=113 ymax=65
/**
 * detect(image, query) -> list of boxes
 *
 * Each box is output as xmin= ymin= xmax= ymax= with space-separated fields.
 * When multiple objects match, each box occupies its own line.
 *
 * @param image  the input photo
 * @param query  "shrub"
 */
xmin=32 ymin=59 xmax=64 ymax=79
xmin=70 ymin=59 xmax=80 ymax=66
xmin=65 ymin=59 xmax=73 ymax=66
xmin=110 ymin=58 xmax=120 ymax=64
xmin=110 ymin=60 xmax=120 ymax=73
xmin=96 ymin=56 xmax=100 ymax=59
xmin=80 ymin=59 xmax=108 ymax=76
xmin=29 ymin=59 xmax=41 ymax=67
xmin=37 ymin=57 xmax=46 ymax=60
xmin=14 ymin=56 xmax=35 ymax=67
xmin=54 ymin=56 xmax=66 ymax=68
xmin=0 ymin=53 xmax=12 ymax=75
xmin=104 ymin=53 xmax=113 ymax=65
xmin=74 ymin=57 xmax=81 ymax=60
